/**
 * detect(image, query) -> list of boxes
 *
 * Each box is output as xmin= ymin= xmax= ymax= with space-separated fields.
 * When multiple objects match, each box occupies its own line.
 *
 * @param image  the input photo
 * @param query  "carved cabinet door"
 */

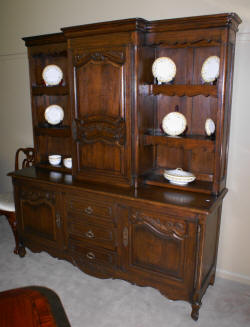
xmin=69 ymin=46 xmax=132 ymax=187
xmin=119 ymin=206 xmax=198 ymax=299
xmin=16 ymin=185 xmax=63 ymax=251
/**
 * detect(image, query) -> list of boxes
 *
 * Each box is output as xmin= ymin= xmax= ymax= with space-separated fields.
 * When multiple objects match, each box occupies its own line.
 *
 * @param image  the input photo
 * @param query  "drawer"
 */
xmin=67 ymin=196 xmax=113 ymax=221
xmin=69 ymin=239 xmax=117 ymax=269
xmin=67 ymin=216 xmax=116 ymax=250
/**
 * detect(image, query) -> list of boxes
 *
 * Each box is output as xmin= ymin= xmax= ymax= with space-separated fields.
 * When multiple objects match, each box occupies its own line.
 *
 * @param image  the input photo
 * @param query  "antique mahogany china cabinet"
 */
xmin=11 ymin=13 xmax=241 ymax=320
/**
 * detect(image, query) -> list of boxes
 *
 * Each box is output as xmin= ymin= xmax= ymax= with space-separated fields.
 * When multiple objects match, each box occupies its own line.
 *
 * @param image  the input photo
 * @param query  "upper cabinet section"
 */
xmin=23 ymin=13 xmax=241 ymax=193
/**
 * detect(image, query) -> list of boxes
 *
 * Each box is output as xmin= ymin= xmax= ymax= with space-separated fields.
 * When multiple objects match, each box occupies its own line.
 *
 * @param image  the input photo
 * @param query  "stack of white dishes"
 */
xmin=163 ymin=168 xmax=196 ymax=185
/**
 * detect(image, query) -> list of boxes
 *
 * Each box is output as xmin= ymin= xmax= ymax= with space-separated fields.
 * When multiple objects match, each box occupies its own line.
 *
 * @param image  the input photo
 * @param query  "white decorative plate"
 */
xmin=205 ymin=118 xmax=215 ymax=136
xmin=44 ymin=105 xmax=64 ymax=125
xmin=201 ymin=56 xmax=220 ymax=83
xmin=163 ymin=168 xmax=196 ymax=185
xmin=42 ymin=65 xmax=63 ymax=86
xmin=152 ymin=57 xmax=176 ymax=84
xmin=162 ymin=112 xmax=187 ymax=136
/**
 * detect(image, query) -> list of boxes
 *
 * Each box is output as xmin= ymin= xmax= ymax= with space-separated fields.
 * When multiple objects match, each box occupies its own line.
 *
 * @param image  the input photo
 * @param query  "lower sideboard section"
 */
xmin=13 ymin=179 xmax=223 ymax=320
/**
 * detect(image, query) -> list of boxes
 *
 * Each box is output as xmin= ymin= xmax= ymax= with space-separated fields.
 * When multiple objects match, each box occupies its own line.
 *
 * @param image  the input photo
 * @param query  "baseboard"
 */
xmin=216 ymin=268 xmax=250 ymax=285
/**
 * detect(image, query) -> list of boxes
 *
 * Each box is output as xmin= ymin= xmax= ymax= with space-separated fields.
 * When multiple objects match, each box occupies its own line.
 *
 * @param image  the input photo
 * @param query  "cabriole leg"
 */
xmin=5 ymin=212 xmax=19 ymax=255
xmin=191 ymin=301 xmax=202 ymax=321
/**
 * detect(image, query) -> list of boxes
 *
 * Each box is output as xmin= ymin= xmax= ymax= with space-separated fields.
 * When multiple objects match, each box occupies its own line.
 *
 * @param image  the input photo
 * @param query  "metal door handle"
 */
xmin=84 ymin=206 xmax=93 ymax=215
xmin=85 ymin=230 xmax=94 ymax=239
xmin=86 ymin=252 xmax=95 ymax=260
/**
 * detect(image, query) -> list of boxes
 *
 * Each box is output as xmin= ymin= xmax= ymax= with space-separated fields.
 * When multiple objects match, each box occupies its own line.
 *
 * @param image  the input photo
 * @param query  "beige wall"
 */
xmin=1 ymin=0 xmax=250 ymax=284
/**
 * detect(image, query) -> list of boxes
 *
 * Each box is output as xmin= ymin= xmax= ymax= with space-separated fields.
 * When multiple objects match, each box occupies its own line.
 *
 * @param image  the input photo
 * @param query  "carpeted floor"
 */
xmin=0 ymin=217 xmax=250 ymax=327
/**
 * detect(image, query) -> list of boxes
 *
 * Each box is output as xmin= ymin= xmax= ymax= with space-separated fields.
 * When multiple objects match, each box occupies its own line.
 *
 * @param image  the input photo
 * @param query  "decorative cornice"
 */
xmin=62 ymin=18 xmax=148 ymax=38
xmin=147 ymin=13 xmax=242 ymax=33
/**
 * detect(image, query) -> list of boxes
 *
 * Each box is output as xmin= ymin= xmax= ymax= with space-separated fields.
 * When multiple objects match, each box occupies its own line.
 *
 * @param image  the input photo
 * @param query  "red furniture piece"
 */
xmin=0 ymin=287 xmax=71 ymax=327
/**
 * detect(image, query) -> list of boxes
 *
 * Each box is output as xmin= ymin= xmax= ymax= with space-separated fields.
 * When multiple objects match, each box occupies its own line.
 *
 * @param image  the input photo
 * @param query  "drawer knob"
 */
xmin=84 ymin=206 xmax=93 ymax=215
xmin=86 ymin=252 xmax=95 ymax=260
xmin=85 ymin=230 xmax=94 ymax=239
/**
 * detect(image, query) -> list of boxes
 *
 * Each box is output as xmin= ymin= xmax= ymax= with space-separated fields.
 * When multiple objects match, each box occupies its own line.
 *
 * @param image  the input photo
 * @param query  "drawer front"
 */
xmin=69 ymin=239 xmax=117 ymax=271
xmin=67 ymin=215 xmax=116 ymax=250
xmin=67 ymin=196 xmax=113 ymax=221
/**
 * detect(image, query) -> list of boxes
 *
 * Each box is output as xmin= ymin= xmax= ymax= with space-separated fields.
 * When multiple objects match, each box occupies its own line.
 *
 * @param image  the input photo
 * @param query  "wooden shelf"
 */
xmin=37 ymin=162 xmax=72 ymax=173
xmin=142 ymin=170 xmax=213 ymax=194
xmin=141 ymin=84 xmax=218 ymax=97
xmin=34 ymin=126 xmax=71 ymax=137
xmin=32 ymin=86 xmax=68 ymax=96
xmin=144 ymin=133 xmax=215 ymax=151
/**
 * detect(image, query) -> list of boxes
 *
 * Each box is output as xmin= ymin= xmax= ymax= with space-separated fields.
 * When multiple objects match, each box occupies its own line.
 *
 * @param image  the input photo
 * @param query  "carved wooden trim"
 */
xmin=73 ymin=116 xmax=126 ymax=146
xmin=20 ymin=189 xmax=56 ymax=205
xmin=153 ymin=39 xmax=221 ymax=48
xmin=74 ymin=51 xmax=125 ymax=67
xmin=130 ymin=212 xmax=188 ymax=240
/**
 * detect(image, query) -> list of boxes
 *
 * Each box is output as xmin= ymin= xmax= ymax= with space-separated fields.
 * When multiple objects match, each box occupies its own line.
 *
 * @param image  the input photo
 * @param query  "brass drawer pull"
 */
xmin=85 ymin=230 xmax=94 ymax=239
xmin=86 ymin=252 xmax=95 ymax=260
xmin=84 ymin=206 xmax=93 ymax=215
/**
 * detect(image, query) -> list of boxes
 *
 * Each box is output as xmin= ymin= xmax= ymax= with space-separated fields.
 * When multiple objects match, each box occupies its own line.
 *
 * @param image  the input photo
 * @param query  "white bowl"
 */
xmin=63 ymin=157 xmax=72 ymax=169
xmin=163 ymin=168 xmax=196 ymax=185
xmin=48 ymin=154 xmax=61 ymax=166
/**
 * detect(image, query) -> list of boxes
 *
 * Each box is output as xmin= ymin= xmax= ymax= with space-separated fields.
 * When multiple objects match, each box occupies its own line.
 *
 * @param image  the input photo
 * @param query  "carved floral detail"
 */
xmin=73 ymin=115 xmax=126 ymax=146
xmin=20 ymin=189 xmax=56 ymax=204
xmin=74 ymin=51 xmax=125 ymax=66
xmin=130 ymin=212 xmax=187 ymax=240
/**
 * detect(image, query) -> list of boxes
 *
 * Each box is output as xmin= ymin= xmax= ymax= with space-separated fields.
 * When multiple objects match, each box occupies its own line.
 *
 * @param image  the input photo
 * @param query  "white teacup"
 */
xmin=63 ymin=157 xmax=72 ymax=169
xmin=48 ymin=154 xmax=61 ymax=166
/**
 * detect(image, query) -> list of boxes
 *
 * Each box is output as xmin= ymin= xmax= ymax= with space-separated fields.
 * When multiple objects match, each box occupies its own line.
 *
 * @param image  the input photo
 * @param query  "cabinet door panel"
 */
xmin=71 ymin=48 xmax=132 ymax=186
xmin=18 ymin=187 xmax=62 ymax=249
xmin=119 ymin=207 xmax=197 ymax=293
xmin=132 ymin=223 xmax=185 ymax=279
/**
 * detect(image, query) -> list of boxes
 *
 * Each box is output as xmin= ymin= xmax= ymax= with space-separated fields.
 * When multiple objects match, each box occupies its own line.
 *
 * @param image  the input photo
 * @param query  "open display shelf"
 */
xmin=145 ymin=84 xmax=218 ymax=97
xmin=142 ymin=169 xmax=213 ymax=194
xmin=32 ymin=85 xmax=69 ymax=96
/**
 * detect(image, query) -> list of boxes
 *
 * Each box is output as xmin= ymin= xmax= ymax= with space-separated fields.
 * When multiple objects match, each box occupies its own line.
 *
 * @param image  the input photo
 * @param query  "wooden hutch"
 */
xmin=11 ymin=13 xmax=241 ymax=320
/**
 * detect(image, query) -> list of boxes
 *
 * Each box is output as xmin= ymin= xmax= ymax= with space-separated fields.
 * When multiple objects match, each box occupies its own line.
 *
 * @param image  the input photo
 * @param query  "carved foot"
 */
xmin=209 ymin=272 xmax=216 ymax=286
xmin=191 ymin=302 xmax=201 ymax=321
xmin=18 ymin=245 xmax=26 ymax=258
